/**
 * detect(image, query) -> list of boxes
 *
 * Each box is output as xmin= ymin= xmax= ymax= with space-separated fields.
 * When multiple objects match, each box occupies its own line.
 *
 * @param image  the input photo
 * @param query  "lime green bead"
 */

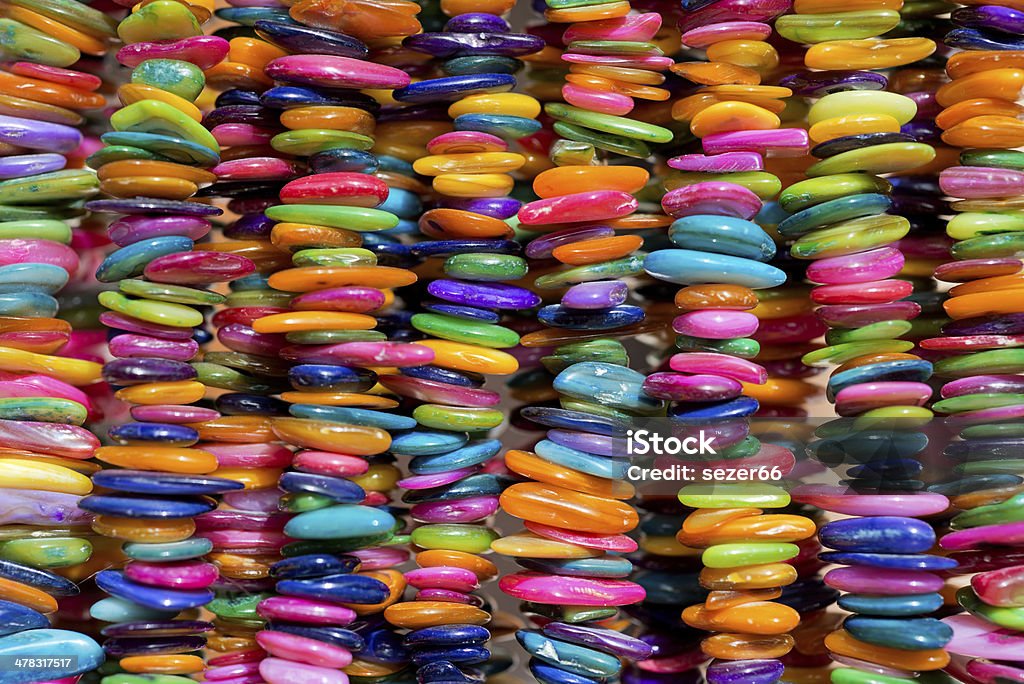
xmin=0 ymin=18 xmax=79 ymax=67
xmin=110 ymin=100 xmax=218 ymax=152
xmin=207 ymin=592 xmax=271 ymax=621
xmin=98 ymin=291 xmax=203 ymax=327
xmin=808 ymin=91 xmax=918 ymax=126
xmin=933 ymin=393 xmax=1024 ymax=414
xmin=280 ymin=492 xmax=335 ymax=513
xmin=271 ymin=129 xmax=374 ymax=155
xmin=567 ymin=39 xmax=663 ymax=55
xmin=952 ymin=232 xmax=1024 ymax=260
xmin=826 ymin=320 xmax=913 ymax=344
xmin=806 ymin=143 xmax=935 ymax=177
xmin=775 ymin=10 xmax=901 ymax=43
xmin=411 ymin=313 xmax=519 ymax=349
xmin=961 ymin=149 xmax=1024 ymax=170
xmin=413 ymin=404 xmax=504 ymax=431
xmin=0 ymin=397 xmax=87 ymax=424
xmin=223 ymin=290 xmax=293 ymax=308
xmin=192 ymin=362 xmax=282 ymax=394
xmin=116 ymin=0 xmax=201 ymax=42
xmin=676 ymin=335 xmax=761 ymax=358
xmin=553 ymin=122 xmax=652 ymax=159
xmin=549 ymin=138 xmax=597 ymax=166
xmin=265 ymin=204 xmax=398 ymax=232
xmin=292 ymin=248 xmax=377 ymax=267
xmin=444 ymin=253 xmax=527 ymax=281
xmin=0 ymin=537 xmax=91 ymax=568
xmin=780 ymin=174 xmax=891 ymax=212
xmin=541 ymin=339 xmax=628 ymax=373
xmin=286 ymin=330 xmax=387 ymax=344
xmin=411 ymin=524 xmax=499 ymax=554
xmin=0 ymin=220 xmax=71 ymax=243
xmin=802 ymin=340 xmax=915 ymax=366
xmin=120 ymin=279 xmax=225 ymax=306
xmin=678 ymin=483 xmax=791 ymax=509
xmin=7 ymin=0 xmax=117 ymax=37
xmin=958 ymin=459 xmax=1024 ymax=476
xmin=0 ymin=170 xmax=98 ymax=205
xmin=962 ymin=422 xmax=1024 ymax=438
xmin=0 ymin=203 xmax=81 ymax=221
xmin=947 ymin=212 xmax=1024 ymax=240
xmin=534 ymin=255 xmax=645 ymax=289
xmin=546 ymin=103 xmax=673 ymax=143
xmin=792 ymin=215 xmax=910 ymax=259
xmin=831 ymin=667 xmax=917 ymax=684
xmin=702 ymin=542 xmax=800 ymax=569
xmin=959 ymin=586 xmax=1024 ymax=630
xmin=131 ymin=59 xmax=205 ymax=102
xmin=667 ymin=171 xmax=782 ymax=200
xmin=952 ymin=492 xmax=1024 ymax=529
xmin=934 ymin=349 xmax=1024 ymax=377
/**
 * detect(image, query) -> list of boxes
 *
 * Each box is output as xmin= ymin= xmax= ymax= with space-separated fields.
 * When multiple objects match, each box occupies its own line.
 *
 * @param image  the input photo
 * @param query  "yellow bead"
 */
xmin=805 ymin=37 xmax=936 ymax=70
xmin=412 ymin=153 xmax=525 ymax=176
xmin=432 ymin=173 xmax=514 ymax=198
xmin=115 ymin=381 xmax=206 ymax=405
xmin=690 ymin=101 xmax=780 ymax=138
xmin=448 ymin=93 xmax=541 ymax=119
xmin=705 ymin=40 xmax=780 ymax=75
xmin=0 ymin=459 xmax=92 ymax=494
xmin=808 ymin=91 xmax=918 ymax=125
xmin=491 ymin=532 xmax=602 ymax=559
xmin=417 ymin=340 xmax=519 ymax=375
xmin=808 ymin=113 xmax=901 ymax=142
xmin=0 ymin=347 xmax=101 ymax=386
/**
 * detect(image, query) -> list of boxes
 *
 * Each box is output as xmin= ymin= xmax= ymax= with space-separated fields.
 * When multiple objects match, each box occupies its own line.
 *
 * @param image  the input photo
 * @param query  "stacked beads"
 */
xmin=86 ymin=0 xmax=254 ymax=676
xmin=0 ymin=0 xmax=114 ymax=674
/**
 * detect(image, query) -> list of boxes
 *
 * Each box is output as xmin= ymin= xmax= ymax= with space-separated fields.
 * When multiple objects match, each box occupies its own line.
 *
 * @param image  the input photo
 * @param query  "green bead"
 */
xmin=535 ymin=255 xmax=645 ymax=289
xmin=443 ymin=253 xmax=527 ymax=281
xmin=0 ymin=18 xmax=79 ymax=67
xmin=292 ymin=248 xmax=377 ymax=267
xmin=265 ymin=204 xmax=398 ymax=232
xmin=286 ymin=330 xmax=387 ymax=344
xmin=0 ymin=203 xmax=82 ymax=221
xmin=566 ymin=40 xmax=663 ymax=55
xmin=411 ymin=313 xmax=520 ymax=349
xmin=960 ymin=148 xmax=1024 ymax=170
xmin=204 ymin=351 xmax=290 ymax=377
xmin=560 ymin=398 xmax=634 ymax=421
xmin=192 ymin=362 xmax=285 ymax=394
xmin=123 ymin=538 xmax=212 ymax=561
xmin=549 ymin=138 xmax=596 ymax=166
xmin=413 ymin=404 xmax=504 ymax=431
xmin=775 ymin=10 xmax=901 ymax=43
xmin=0 ymin=397 xmax=87 ymax=424
xmin=676 ymin=335 xmax=760 ymax=359
xmin=779 ymin=173 xmax=891 ymax=212
xmin=547 ymin=0 xmax=611 ymax=7
xmin=792 ymin=215 xmax=910 ymax=259
xmin=831 ymin=667 xmax=917 ymax=684
xmin=553 ymin=121 xmax=651 ymax=159
xmin=410 ymin=523 xmax=499 ymax=554
xmin=271 ymin=129 xmax=374 ymax=155
xmin=667 ymin=171 xmax=782 ymax=200
xmin=961 ymin=422 xmax=1024 ymax=438
xmin=102 ymin=675 xmax=198 ymax=684
xmin=957 ymin=459 xmax=1024 ymax=476
xmin=131 ymin=59 xmax=206 ymax=102
xmin=952 ymin=232 xmax=1024 ymax=260
xmin=87 ymin=146 xmax=168 ymax=169
xmin=207 ymin=592 xmax=271 ymax=620
xmin=958 ymin=586 xmax=1024 ymax=630
xmin=116 ymin=0 xmax=201 ymax=42
xmin=541 ymin=339 xmax=628 ymax=373
xmin=934 ymin=349 xmax=1024 ymax=377
xmin=951 ymin=492 xmax=1024 ymax=530
xmin=0 ymin=537 xmax=91 ymax=568
xmin=120 ymin=279 xmax=225 ymax=306
xmin=678 ymin=483 xmax=791 ymax=509
xmin=933 ymin=392 xmax=1024 ymax=414
xmin=702 ymin=542 xmax=800 ymax=568
xmin=806 ymin=143 xmax=935 ymax=177
xmin=826 ymin=320 xmax=912 ymax=344
xmin=279 ymin=492 xmax=335 ymax=513
xmin=803 ymin=340 xmax=915 ymax=366
xmin=0 ymin=220 xmax=71 ymax=243
xmin=0 ymin=170 xmax=98 ymax=205
xmin=224 ymin=290 xmax=293 ymax=308
xmin=546 ymin=103 xmax=673 ymax=143
xmin=7 ymin=0 xmax=117 ymax=36
xmin=946 ymin=212 xmax=1024 ymax=240
xmin=110 ymin=100 xmax=218 ymax=152
xmin=98 ymin=291 xmax=203 ymax=328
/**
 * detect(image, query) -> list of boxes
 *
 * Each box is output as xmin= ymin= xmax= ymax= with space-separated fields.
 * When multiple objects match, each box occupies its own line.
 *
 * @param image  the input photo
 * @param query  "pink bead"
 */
xmin=668 ymin=152 xmax=764 ymax=172
xmin=256 ymin=631 xmax=353 ymax=669
xmin=347 ymin=547 xmax=409 ymax=570
xmin=940 ymin=166 xmax=1024 ymax=199
xmin=525 ymin=521 xmax=639 ymax=553
xmin=257 ymin=596 xmax=357 ymax=625
xmin=213 ymin=157 xmax=299 ymax=181
xmin=791 ymin=485 xmax=949 ymax=516
xmin=107 ymin=215 xmax=211 ymax=247
xmin=282 ymin=342 xmax=435 ymax=367
xmin=499 ymin=572 xmax=646 ymax=606
xmin=280 ymin=173 xmax=389 ymax=208
xmin=124 ymin=560 xmax=219 ymax=589
xmin=205 ymin=662 xmax=262 ymax=681
xmin=941 ymin=375 xmax=1024 ymax=398
xmin=109 ymin=334 xmax=199 ymax=361
xmin=943 ymin=522 xmax=1024 ymax=551
xmin=0 ymin=374 xmax=92 ymax=410
xmin=518 ymin=190 xmax=638 ymax=225
xmin=805 ymin=247 xmax=905 ymax=284
xmin=0 ymin=239 xmax=77 ymax=273
xmin=10 ymin=63 xmax=101 ymax=90
xmin=967 ymin=659 xmax=1024 ymax=682
xmin=144 ymin=251 xmax=256 ymax=285
xmin=294 ymin=451 xmax=369 ymax=477
xmin=211 ymin=124 xmax=277 ymax=147
xmin=378 ymin=374 xmax=500 ymax=408
xmin=406 ymin=567 xmax=479 ymax=592
xmin=702 ymin=128 xmax=809 ymax=157
xmin=811 ymin=279 xmax=913 ymax=305
xmin=562 ymin=84 xmax=633 ymax=116
xmin=266 ymin=55 xmax=411 ymax=89
xmin=680 ymin=21 xmax=772 ymax=48
xmin=196 ymin=510 xmax=288 ymax=531
xmin=196 ymin=529 xmax=288 ymax=552
xmin=259 ymin=657 xmax=349 ymax=684
xmin=562 ymin=12 xmax=661 ymax=41
xmin=561 ymin=54 xmax=675 ymax=69
xmin=205 ymin=442 xmax=293 ymax=467
xmin=672 ymin=310 xmax=759 ymax=339
xmin=291 ymin=287 xmax=388 ymax=314
xmin=824 ymin=566 xmax=944 ymax=595
xmin=398 ymin=467 xmax=478 ymax=491
xmin=223 ymin=488 xmax=283 ymax=512
xmin=417 ymin=589 xmax=477 ymax=603
xmin=116 ymin=36 xmax=229 ymax=69
xmin=427 ymin=131 xmax=507 ymax=155
xmin=131 ymin=405 xmax=220 ymax=424
xmin=642 ymin=372 xmax=743 ymax=402
xmin=662 ymin=182 xmax=761 ymax=219
xmin=410 ymin=496 xmax=499 ymax=524
xmin=943 ymin=614 xmax=1024 ymax=660
xmin=669 ymin=352 xmax=767 ymax=384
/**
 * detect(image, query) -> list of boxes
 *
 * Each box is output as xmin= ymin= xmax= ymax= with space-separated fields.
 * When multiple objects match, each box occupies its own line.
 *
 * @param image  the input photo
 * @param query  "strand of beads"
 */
xmin=0 ymin=0 xmax=117 ymax=674
xmin=84 ymin=0 xmax=253 ymax=676
xmin=381 ymin=2 xmax=546 ymax=681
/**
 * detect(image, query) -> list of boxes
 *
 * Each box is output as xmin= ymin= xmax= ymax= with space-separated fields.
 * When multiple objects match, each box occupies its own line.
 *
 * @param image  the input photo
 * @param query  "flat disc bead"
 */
xmin=662 ymin=182 xmax=762 ymax=219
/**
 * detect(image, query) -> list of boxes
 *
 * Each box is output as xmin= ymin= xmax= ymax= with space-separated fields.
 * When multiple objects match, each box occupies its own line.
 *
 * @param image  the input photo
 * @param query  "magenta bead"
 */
xmin=257 ymin=596 xmax=357 ymax=625
xmin=661 ymin=182 xmax=761 ymax=219
xmin=672 ymin=310 xmax=759 ymax=339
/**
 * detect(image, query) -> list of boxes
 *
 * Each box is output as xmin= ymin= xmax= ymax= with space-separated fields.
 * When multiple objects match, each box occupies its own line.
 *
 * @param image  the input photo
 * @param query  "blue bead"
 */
xmin=541 ymin=623 xmax=652 ymax=660
xmin=215 ymin=6 xmax=294 ymax=25
xmin=454 ymin=113 xmax=542 ymax=139
xmin=108 ymin=422 xmax=198 ymax=445
xmin=819 ymin=552 xmax=958 ymax=571
xmin=95 ymin=570 xmax=213 ymax=611
xmin=379 ymin=187 xmax=422 ymax=219
xmin=670 ymin=395 xmax=759 ymax=422
xmin=216 ymin=393 xmax=289 ymax=416
xmin=669 ymin=215 xmax=776 ymax=261
xmin=827 ymin=359 xmax=933 ymax=401
xmin=644 ymin=249 xmax=786 ymax=289
xmin=778 ymin=578 xmax=839 ymax=613
xmin=411 ymin=646 xmax=490 ymax=666
xmin=122 ymin=538 xmax=213 ymax=562
xmin=844 ymin=616 xmax=953 ymax=651
xmin=401 ymin=365 xmax=486 ymax=388
xmin=847 ymin=458 xmax=924 ymax=479
xmin=253 ymin=19 xmax=368 ymax=58
xmin=268 ymin=622 xmax=365 ymax=651
xmin=260 ymin=86 xmax=380 ymax=112
xmin=534 ymin=440 xmax=627 ymax=480
xmin=422 ymin=302 xmax=500 ymax=323
xmin=289 ymin=364 xmax=377 ymax=391
xmin=91 ymin=471 xmax=244 ymax=496
xmin=291 ymin=403 xmax=417 ymax=431
xmin=216 ymin=89 xmax=261 ymax=107
xmin=538 ymin=305 xmax=645 ymax=331
xmin=96 ymin=236 xmax=195 ymax=283
xmin=838 ymin=592 xmax=944 ymax=617
xmin=0 ymin=264 xmax=67 ymax=295
xmin=0 ymin=629 xmax=103 ymax=683
xmin=409 ymin=439 xmax=502 ymax=475
xmin=413 ymin=240 xmax=521 ymax=258
xmin=78 ymin=494 xmax=216 ymax=519
xmin=359 ymin=628 xmax=407 ymax=663
xmin=820 ymin=516 xmax=935 ymax=553
xmin=269 ymin=554 xmax=360 ymax=580
xmin=946 ymin=27 xmax=1024 ymax=50
xmin=404 ymin=31 xmax=542 ymax=57
xmin=283 ymin=504 xmax=397 ymax=541
xmin=0 ymin=600 xmax=49 ymax=636
xmin=308 ymin=148 xmax=379 ymax=174
xmin=393 ymin=74 xmax=516 ymax=103
xmin=279 ymin=472 xmax=366 ymax=503
xmin=402 ymin=474 xmax=504 ymax=504
xmin=554 ymin=362 xmax=663 ymax=413
xmin=276 ymin=574 xmax=389 ymax=604
xmin=0 ymin=293 xmax=57 ymax=317
xmin=519 ymin=557 xmax=632 ymax=579
xmin=517 ymin=631 xmax=622 ymax=678
xmin=930 ymin=473 xmax=1023 ymax=496
xmin=405 ymin=625 xmax=490 ymax=648
xmin=777 ymin=193 xmax=894 ymax=238
xmin=530 ymin=659 xmax=601 ymax=684
xmin=519 ymin=407 xmax=629 ymax=436
xmin=418 ymin=661 xmax=478 ymax=684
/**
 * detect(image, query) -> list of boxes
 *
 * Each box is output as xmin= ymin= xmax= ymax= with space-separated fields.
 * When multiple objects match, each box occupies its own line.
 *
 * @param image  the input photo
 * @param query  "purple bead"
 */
xmin=679 ymin=0 xmax=789 ymax=31
xmin=108 ymin=215 xmax=212 ymax=247
xmin=203 ymin=105 xmax=278 ymax=128
xmin=561 ymin=281 xmax=628 ymax=310
xmin=0 ymin=153 xmax=66 ymax=180
xmin=547 ymin=429 xmax=623 ymax=457
xmin=706 ymin=659 xmax=784 ymax=684
xmin=86 ymin=199 xmax=223 ymax=216
xmin=100 ymin=620 xmax=214 ymax=637
xmin=444 ymin=12 xmax=511 ymax=32
xmin=109 ymin=334 xmax=199 ymax=361
xmin=623 ymin=668 xmax=703 ymax=684
xmin=643 ymin=372 xmax=743 ymax=402
xmin=0 ymin=114 xmax=81 ymax=153
xmin=542 ymin=623 xmax=653 ymax=660
xmin=102 ymin=358 xmax=198 ymax=385
xmin=942 ymin=374 xmax=1024 ymax=398
xmin=100 ymin=313 xmax=196 ymax=340
xmin=943 ymin=312 xmax=1024 ymax=336
xmin=104 ymin=635 xmax=207 ymax=657
xmin=410 ymin=496 xmax=499 ymax=523
xmin=435 ymin=196 xmax=521 ymax=219
xmin=952 ymin=4 xmax=1024 ymax=33
xmin=225 ymin=213 xmax=276 ymax=239
xmin=427 ymin=279 xmax=540 ymax=309
xmin=218 ymin=324 xmax=288 ymax=356
xmin=779 ymin=70 xmax=887 ymax=97
xmin=0 ymin=489 xmax=92 ymax=526
xmin=404 ymin=32 xmax=545 ymax=58
xmin=526 ymin=225 xmax=615 ymax=259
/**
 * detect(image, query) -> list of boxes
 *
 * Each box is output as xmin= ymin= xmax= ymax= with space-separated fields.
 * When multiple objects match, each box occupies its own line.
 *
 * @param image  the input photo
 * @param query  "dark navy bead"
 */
xmin=216 ymin=392 xmax=290 ymax=416
xmin=401 ymin=364 xmax=486 ymax=387
xmin=538 ymin=304 xmax=644 ymax=330
xmin=91 ymin=470 xmax=244 ymax=496
xmin=101 ymin=620 xmax=214 ymax=637
xmin=393 ymin=74 xmax=516 ymax=104
xmin=530 ymin=659 xmax=601 ymax=684
xmin=944 ymin=437 xmax=1024 ymax=460
xmin=411 ymin=646 xmax=490 ymax=666
xmin=216 ymin=89 xmax=261 ymax=107
xmin=779 ymin=69 xmax=887 ymax=97
xmin=360 ymin=628 xmax=408 ymax=663
xmin=405 ymin=625 xmax=490 ymax=648
xmin=777 ymin=578 xmax=839 ymax=613
xmin=202 ymin=105 xmax=279 ymax=128
xmin=422 ymin=302 xmax=500 ymax=323
xmin=279 ymin=472 xmax=365 ymax=503
xmin=444 ymin=56 xmax=522 ymax=75
xmin=254 ymin=20 xmax=369 ymax=58
xmin=289 ymin=364 xmax=377 ymax=392
xmin=0 ymin=561 xmax=78 ymax=597
xmin=946 ymin=27 xmax=1024 ymax=50
xmin=669 ymin=395 xmax=759 ymax=422
xmin=402 ymin=474 xmax=506 ymax=504
xmin=418 ymin=661 xmax=478 ymax=684
xmin=78 ymin=494 xmax=216 ymax=519
xmin=95 ymin=570 xmax=213 ymax=611
xmin=518 ymin=407 xmax=630 ymax=436
xmin=929 ymin=473 xmax=1024 ymax=495
xmin=838 ymin=592 xmax=944 ymax=617
xmin=819 ymin=552 xmax=958 ymax=571
xmin=455 ymin=113 xmax=542 ymax=138
xmin=444 ymin=13 xmax=510 ymax=32
xmin=104 ymin=635 xmax=206 ymax=657
xmin=0 ymin=600 xmax=47 ymax=637
xmin=309 ymin=148 xmax=378 ymax=175
xmin=812 ymin=132 xmax=915 ymax=158
xmin=408 ymin=439 xmax=502 ymax=475
xmin=269 ymin=554 xmax=361 ymax=579
xmin=268 ymin=622 xmax=365 ymax=651
xmin=260 ymin=86 xmax=381 ymax=113
xmin=541 ymin=623 xmax=652 ymax=660
xmin=820 ymin=516 xmax=936 ymax=553
xmin=276 ymin=574 xmax=389 ymax=603
xmin=108 ymin=422 xmax=198 ymax=444
xmin=844 ymin=616 xmax=953 ymax=651
xmin=848 ymin=458 xmax=924 ymax=479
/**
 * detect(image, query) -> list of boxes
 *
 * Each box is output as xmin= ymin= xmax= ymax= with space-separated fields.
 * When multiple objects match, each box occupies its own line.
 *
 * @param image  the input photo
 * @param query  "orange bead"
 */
xmin=533 ymin=165 xmax=648 ymax=199
xmin=950 ymin=272 xmax=1024 ymax=297
xmin=96 ymin=160 xmax=216 ymax=184
xmin=500 ymin=482 xmax=639 ymax=534
xmin=416 ymin=550 xmax=498 ymax=581
xmin=742 ymin=378 xmax=819 ymax=407
xmin=91 ymin=515 xmax=196 ymax=543
xmin=228 ymin=37 xmax=287 ymax=69
xmin=287 ymin=0 xmax=423 ymax=41
xmin=208 ymin=552 xmax=273 ymax=579
xmin=100 ymin=176 xmax=198 ymax=200
xmin=551 ymin=235 xmax=644 ymax=265
xmin=419 ymin=208 xmax=513 ymax=239
xmin=417 ymin=340 xmax=518 ymax=375
xmin=683 ymin=508 xmax=763 ymax=534
xmin=690 ymin=101 xmax=780 ymax=138
xmin=546 ymin=1 xmax=630 ymax=22
xmin=702 ymin=633 xmax=795 ymax=659
xmin=441 ymin=0 xmax=513 ymax=13
xmin=119 ymin=655 xmax=205 ymax=674
xmin=271 ymin=223 xmax=362 ymax=251
xmin=705 ymin=588 xmax=783 ymax=611
xmin=281 ymin=106 xmax=375 ymax=134
xmin=95 ymin=446 xmax=217 ymax=474
xmin=115 ymin=380 xmax=206 ymax=406
xmin=937 ymin=69 xmax=1024 ymax=107
xmin=571 ymin=64 xmax=666 ymax=86
xmin=2 ymin=5 xmax=107 ymax=55
xmin=808 ymin=113 xmax=901 ymax=143
xmin=505 ymin=450 xmax=635 ymax=499
xmin=945 ymin=289 xmax=1024 ymax=320
xmin=936 ymin=98 xmax=1024 ymax=130
xmin=805 ymin=37 xmax=935 ymax=70
xmin=824 ymin=630 xmax=950 ymax=671
xmin=118 ymin=84 xmax=203 ymax=122
xmin=347 ymin=570 xmax=405 ymax=615
xmin=675 ymin=284 xmax=759 ymax=311
xmin=683 ymin=601 xmax=800 ymax=635
xmin=0 ymin=71 xmax=105 ymax=109
xmin=671 ymin=61 xmax=761 ymax=86
xmin=253 ymin=311 xmax=377 ymax=333
xmin=0 ymin=577 xmax=58 ymax=613
xmin=384 ymin=601 xmax=490 ymax=628
xmin=209 ymin=467 xmax=283 ymax=490
xmin=947 ymin=50 xmax=1024 ymax=79
xmin=700 ymin=563 xmax=799 ymax=591
xmin=268 ymin=266 xmax=417 ymax=291
xmin=186 ymin=416 xmax=275 ymax=443
xmin=678 ymin=514 xmax=817 ymax=547
xmin=271 ymin=417 xmax=391 ymax=455
xmin=942 ymin=115 xmax=1024 ymax=148
xmin=706 ymin=40 xmax=779 ymax=75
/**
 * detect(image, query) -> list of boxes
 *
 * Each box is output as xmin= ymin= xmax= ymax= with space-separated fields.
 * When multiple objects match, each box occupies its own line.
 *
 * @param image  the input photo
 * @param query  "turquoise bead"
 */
xmin=669 ymin=215 xmax=776 ymax=261
xmin=131 ymin=59 xmax=205 ymax=102
xmin=534 ymin=440 xmax=628 ymax=479
xmin=0 ymin=264 xmax=68 ymax=295
xmin=90 ymin=596 xmax=176 ymax=622
xmin=122 ymin=538 xmax=213 ymax=561
xmin=838 ymin=592 xmax=944 ymax=617
xmin=0 ymin=629 xmax=103 ymax=683
xmin=285 ymin=504 xmax=397 ymax=540
xmin=554 ymin=362 xmax=665 ymax=414
xmin=96 ymin=236 xmax=194 ymax=283
xmin=0 ymin=293 xmax=57 ymax=317
xmin=844 ymin=616 xmax=953 ymax=650
xmin=517 ymin=631 xmax=623 ymax=678
xmin=644 ymin=249 xmax=786 ymax=289
xmin=777 ymin=193 xmax=893 ymax=237
xmin=289 ymin=404 xmax=417 ymax=431
xmin=390 ymin=429 xmax=470 ymax=456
